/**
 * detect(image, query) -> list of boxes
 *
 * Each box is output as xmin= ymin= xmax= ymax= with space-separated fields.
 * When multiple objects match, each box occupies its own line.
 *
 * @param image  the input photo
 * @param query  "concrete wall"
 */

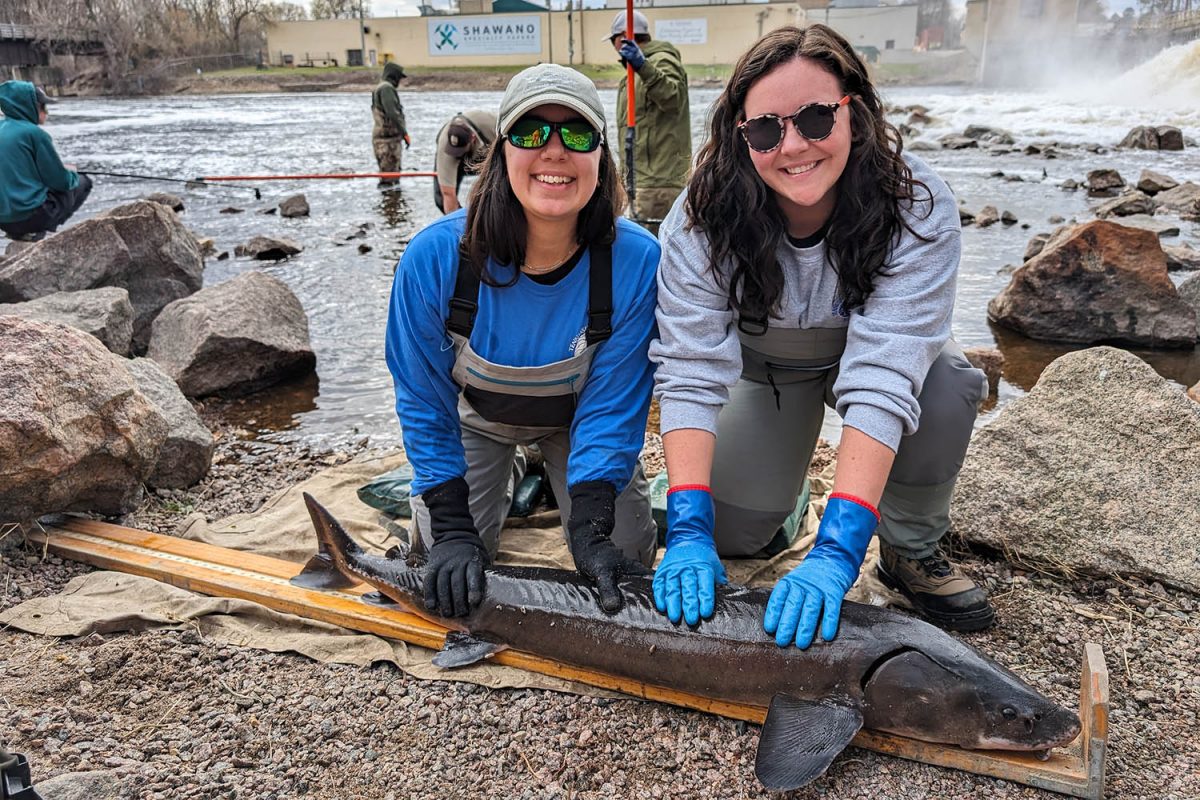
xmin=266 ymin=2 xmax=918 ymax=68
xmin=962 ymin=0 xmax=1089 ymax=84
xmin=814 ymin=4 xmax=919 ymax=53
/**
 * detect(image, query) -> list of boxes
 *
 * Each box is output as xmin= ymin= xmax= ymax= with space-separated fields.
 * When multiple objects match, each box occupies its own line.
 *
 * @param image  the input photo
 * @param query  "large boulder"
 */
xmin=1156 ymin=125 xmax=1185 ymax=151
xmin=146 ymin=270 xmax=316 ymax=397
xmin=1086 ymin=168 xmax=1125 ymax=197
xmin=962 ymin=346 xmax=1004 ymax=395
xmin=1093 ymin=191 xmax=1154 ymax=218
xmin=0 ymin=201 xmax=204 ymax=352
xmin=952 ymin=347 xmax=1200 ymax=593
xmin=279 ymin=194 xmax=310 ymax=218
xmin=1137 ymin=169 xmax=1179 ymax=195
xmin=145 ymin=192 xmax=184 ymax=212
xmin=987 ymin=220 xmax=1198 ymax=348
xmin=125 ymin=357 xmax=214 ymax=488
xmin=1179 ymin=272 xmax=1200 ymax=322
xmin=0 ymin=316 xmax=168 ymax=522
xmin=0 ymin=287 xmax=133 ymax=355
xmin=1165 ymin=244 xmax=1200 ymax=272
xmin=1118 ymin=125 xmax=1161 ymax=150
xmin=1153 ymin=182 xmax=1200 ymax=218
xmin=1023 ymin=232 xmax=1052 ymax=262
xmin=234 ymin=236 xmax=302 ymax=261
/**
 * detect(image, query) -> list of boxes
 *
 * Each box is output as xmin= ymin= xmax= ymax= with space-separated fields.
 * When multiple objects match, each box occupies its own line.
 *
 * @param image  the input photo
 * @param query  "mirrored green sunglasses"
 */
xmin=507 ymin=117 xmax=602 ymax=153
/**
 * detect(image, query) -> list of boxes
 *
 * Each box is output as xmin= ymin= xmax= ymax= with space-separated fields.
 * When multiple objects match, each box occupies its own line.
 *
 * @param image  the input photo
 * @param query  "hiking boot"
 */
xmin=10 ymin=231 xmax=46 ymax=243
xmin=876 ymin=542 xmax=996 ymax=631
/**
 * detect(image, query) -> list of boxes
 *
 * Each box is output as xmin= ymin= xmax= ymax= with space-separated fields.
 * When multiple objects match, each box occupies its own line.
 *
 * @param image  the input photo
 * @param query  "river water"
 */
xmin=42 ymin=42 xmax=1200 ymax=448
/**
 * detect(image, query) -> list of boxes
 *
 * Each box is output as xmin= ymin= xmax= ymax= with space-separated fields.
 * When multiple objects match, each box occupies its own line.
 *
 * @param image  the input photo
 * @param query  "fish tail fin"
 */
xmin=290 ymin=493 xmax=363 ymax=591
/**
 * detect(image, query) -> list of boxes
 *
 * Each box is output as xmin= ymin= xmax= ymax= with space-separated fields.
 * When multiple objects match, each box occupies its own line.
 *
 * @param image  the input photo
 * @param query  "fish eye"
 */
xmin=1034 ymin=712 xmax=1043 ymax=721
xmin=1002 ymin=707 xmax=1018 ymax=721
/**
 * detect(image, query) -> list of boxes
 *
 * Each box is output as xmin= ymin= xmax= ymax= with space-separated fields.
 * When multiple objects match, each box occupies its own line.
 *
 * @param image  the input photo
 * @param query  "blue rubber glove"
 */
xmin=618 ymin=38 xmax=646 ymax=71
xmin=763 ymin=494 xmax=880 ymax=649
xmin=653 ymin=486 xmax=728 ymax=626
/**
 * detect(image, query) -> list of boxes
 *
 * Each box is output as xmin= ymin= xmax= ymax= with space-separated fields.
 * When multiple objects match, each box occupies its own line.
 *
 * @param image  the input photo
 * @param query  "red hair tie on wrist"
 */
xmin=829 ymin=492 xmax=881 ymax=522
xmin=667 ymin=484 xmax=711 ymax=496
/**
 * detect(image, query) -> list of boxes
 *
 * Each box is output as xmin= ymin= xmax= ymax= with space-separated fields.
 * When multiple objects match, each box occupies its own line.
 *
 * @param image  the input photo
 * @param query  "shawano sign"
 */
xmin=428 ymin=15 xmax=542 ymax=57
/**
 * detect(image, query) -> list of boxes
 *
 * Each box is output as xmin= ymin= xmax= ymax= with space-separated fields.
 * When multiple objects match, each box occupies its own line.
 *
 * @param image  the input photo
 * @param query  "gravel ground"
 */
xmin=3 ymin=404 xmax=1199 ymax=799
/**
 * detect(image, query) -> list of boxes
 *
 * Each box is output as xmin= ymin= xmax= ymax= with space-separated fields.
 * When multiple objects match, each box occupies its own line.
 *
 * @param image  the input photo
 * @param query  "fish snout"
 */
xmin=1043 ymin=706 xmax=1083 ymax=748
xmin=1017 ymin=703 xmax=1082 ymax=750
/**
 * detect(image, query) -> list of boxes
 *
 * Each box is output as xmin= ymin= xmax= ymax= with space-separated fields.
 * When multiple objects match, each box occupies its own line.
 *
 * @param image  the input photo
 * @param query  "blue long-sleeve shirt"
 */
xmin=0 ymin=81 xmax=79 ymax=223
xmin=386 ymin=211 xmax=660 ymax=496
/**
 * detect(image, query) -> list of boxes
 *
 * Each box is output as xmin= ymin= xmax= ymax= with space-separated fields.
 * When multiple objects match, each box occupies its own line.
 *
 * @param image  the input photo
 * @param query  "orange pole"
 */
xmin=625 ymin=1 xmax=635 ymax=129
xmin=199 ymin=172 xmax=438 ymax=182
xmin=623 ymin=0 xmax=637 ymax=212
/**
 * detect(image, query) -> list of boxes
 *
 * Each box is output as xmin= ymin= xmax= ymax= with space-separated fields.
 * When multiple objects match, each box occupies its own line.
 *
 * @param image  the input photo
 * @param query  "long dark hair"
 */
xmin=461 ymin=130 xmax=625 ymax=286
xmin=687 ymin=25 xmax=931 ymax=319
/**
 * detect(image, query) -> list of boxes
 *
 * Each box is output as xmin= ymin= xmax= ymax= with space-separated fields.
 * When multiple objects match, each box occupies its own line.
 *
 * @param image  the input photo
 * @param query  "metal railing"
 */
xmin=0 ymin=21 xmax=103 ymax=42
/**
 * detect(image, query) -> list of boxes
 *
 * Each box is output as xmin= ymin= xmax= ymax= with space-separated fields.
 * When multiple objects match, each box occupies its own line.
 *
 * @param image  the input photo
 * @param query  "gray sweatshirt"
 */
xmin=649 ymin=153 xmax=961 ymax=453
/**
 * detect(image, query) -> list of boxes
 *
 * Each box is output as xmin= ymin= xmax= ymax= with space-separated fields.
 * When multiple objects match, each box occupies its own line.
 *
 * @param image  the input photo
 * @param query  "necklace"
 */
xmin=522 ymin=244 xmax=579 ymax=275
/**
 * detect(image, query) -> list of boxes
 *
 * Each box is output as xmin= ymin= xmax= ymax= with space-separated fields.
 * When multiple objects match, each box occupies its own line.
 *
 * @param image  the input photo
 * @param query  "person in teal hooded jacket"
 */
xmin=0 ymin=81 xmax=92 ymax=242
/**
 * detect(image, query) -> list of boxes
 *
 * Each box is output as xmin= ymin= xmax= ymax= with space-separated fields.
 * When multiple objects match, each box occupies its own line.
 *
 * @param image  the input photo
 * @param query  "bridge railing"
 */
xmin=1134 ymin=8 xmax=1200 ymax=29
xmin=0 ymin=21 xmax=104 ymax=42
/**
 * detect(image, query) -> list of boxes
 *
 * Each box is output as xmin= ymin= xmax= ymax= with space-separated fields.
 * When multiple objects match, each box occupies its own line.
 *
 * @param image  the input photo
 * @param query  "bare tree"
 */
xmin=310 ymin=0 xmax=370 ymax=20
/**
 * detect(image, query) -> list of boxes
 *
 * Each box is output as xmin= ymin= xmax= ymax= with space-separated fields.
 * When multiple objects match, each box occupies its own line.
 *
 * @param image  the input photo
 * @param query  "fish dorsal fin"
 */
xmin=431 ymin=632 xmax=508 ymax=669
xmin=754 ymin=693 xmax=863 ymax=791
xmin=289 ymin=552 xmax=358 ymax=591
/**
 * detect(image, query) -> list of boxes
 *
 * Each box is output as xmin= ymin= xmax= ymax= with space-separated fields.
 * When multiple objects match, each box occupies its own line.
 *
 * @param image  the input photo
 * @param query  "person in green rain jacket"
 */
xmin=0 ymin=81 xmax=92 ymax=242
xmin=372 ymin=62 xmax=410 ymax=187
xmin=608 ymin=11 xmax=691 ymax=232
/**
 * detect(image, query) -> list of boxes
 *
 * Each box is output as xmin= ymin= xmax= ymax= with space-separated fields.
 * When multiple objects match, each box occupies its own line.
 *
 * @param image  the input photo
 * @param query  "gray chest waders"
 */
xmin=709 ymin=316 xmax=985 ymax=560
xmin=445 ymin=245 xmax=612 ymax=440
xmin=411 ymin=247 xmax=656 ymax=566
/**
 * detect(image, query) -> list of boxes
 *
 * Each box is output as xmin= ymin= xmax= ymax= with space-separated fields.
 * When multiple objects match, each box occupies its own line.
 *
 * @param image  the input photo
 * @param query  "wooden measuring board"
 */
xmin=31 ymin=518 xmax=1108 ymax=799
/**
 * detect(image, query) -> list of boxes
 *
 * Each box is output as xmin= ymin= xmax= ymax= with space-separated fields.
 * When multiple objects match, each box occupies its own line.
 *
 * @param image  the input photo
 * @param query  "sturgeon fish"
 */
xmin=299 ymin=493 xmax=1081 ymax=791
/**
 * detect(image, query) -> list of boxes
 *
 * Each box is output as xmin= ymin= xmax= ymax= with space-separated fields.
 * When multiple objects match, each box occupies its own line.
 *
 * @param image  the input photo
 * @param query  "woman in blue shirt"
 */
xmin=385 ymin=64 xmax=660 ymax=619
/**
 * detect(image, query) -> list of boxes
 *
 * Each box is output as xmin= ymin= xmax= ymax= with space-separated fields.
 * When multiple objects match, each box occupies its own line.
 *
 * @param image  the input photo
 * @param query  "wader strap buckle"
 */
xmin=446 ymin=297 xmax=477 ymax=338
xmin=446 ymin=247 xmax=482 ymax=338
xmin=738 ymin=316 xmax=769 ymax=337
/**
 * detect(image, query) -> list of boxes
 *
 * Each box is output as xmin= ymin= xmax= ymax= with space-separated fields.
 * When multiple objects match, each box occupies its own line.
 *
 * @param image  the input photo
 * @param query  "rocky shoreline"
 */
xmin=3 ymin=407 xmax=1198 ymax=798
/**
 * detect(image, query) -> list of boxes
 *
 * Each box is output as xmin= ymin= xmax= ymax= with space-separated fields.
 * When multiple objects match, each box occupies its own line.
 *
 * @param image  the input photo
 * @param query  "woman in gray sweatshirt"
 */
xmin=648 ymin=25 xmax=993 ymax=648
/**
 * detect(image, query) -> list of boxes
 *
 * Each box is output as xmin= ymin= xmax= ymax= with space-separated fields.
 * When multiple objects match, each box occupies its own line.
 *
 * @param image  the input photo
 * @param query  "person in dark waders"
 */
xmin=385 ymin=64 xmax=660 ymax=618
xmin=650 ymin=26 xmax=996 ymax=646
xmin=0 ymin=81 xmax=92 ymax=242
xmin=372 ymin=62 xmax=410 ymax=188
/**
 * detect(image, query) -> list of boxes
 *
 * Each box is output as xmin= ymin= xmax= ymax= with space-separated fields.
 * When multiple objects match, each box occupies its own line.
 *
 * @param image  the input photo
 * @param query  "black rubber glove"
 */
xmin=567 ymin=480 xmax=633 ymax=614
xmin=421 ymin=476 xmax=489 ymax=618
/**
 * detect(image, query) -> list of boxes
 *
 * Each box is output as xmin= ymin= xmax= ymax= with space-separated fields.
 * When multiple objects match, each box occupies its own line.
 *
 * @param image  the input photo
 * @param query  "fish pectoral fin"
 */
xmin=753 ymin=693 xmax=864 ymax=792
xmin=431 ymin=631 xmax=508 ymax=669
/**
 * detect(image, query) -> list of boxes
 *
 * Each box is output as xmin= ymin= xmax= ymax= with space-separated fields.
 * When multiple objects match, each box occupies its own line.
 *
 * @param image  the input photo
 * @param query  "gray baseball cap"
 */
xmin=606 ymin=10 xmax=649 ymax=40
xmin=497 ymin=64 xmax=606 ymax=137
xmin=34 ymin=86 xmax=56 ymax=107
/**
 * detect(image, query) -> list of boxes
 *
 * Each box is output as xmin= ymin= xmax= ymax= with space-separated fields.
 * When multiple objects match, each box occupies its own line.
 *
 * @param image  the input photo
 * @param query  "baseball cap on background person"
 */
xmin=444 ymin=117 xmax=476 ymax=158
xmin=497 ymin=64 xmax=606 ymax=137
xmin=34 ymin=86 xmax=57 ymax=107
xmin=605 ymin=10 xmax=649 ymax=41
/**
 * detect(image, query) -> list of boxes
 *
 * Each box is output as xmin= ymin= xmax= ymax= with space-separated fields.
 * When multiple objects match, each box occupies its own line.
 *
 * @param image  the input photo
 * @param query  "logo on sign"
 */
xmin=434 ymin=23 xmax=458 ymax=50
